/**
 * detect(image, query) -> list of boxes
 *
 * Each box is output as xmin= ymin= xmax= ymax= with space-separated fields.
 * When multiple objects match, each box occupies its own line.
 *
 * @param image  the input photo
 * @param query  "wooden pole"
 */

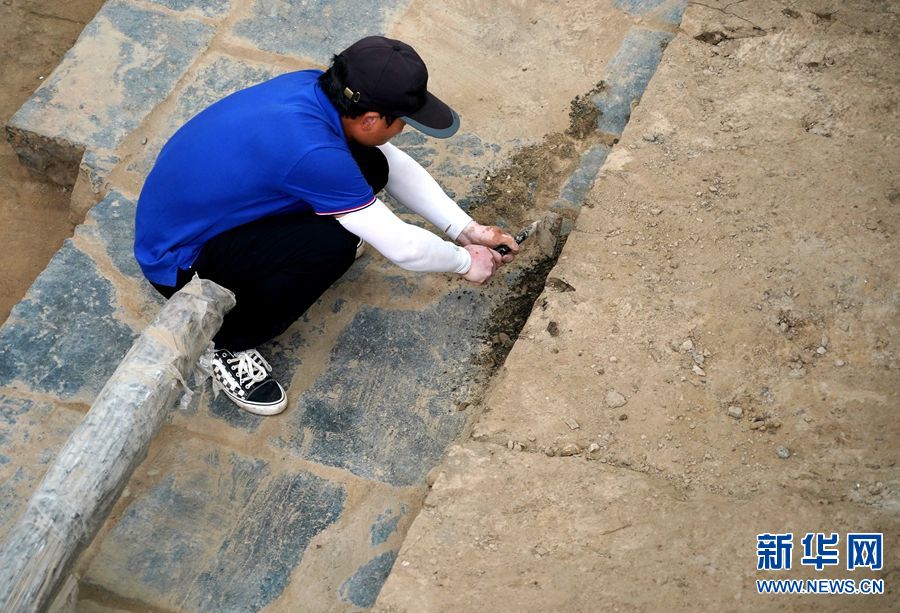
xmin=0 ymin=277 xmax=234 ymax=611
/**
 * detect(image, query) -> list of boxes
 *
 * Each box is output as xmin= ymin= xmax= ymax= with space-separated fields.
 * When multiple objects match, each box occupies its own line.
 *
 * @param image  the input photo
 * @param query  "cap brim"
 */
xmin=402 ymin=91 xmax=460 ymax=139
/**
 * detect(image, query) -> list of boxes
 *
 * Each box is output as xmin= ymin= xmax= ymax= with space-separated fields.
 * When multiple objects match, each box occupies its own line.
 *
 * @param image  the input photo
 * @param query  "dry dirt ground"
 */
xmin=377 ymin=1 xmax=899 ymax=610
xmin=0 ymin=0 xmax=106 ymax=324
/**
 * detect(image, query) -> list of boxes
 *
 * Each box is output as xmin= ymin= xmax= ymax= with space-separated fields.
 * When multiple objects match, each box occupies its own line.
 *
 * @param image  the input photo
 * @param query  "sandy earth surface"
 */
xmin=0 ymin=0 xmax=106 ymax=324
xmin=2 ymin=0 xmax=897 ymax=610
xmin=376 ymin=1 xmax=899 ymax=610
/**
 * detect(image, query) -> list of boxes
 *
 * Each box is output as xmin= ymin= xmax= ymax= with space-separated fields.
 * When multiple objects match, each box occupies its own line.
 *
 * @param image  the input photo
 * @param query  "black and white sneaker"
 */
xmin=211 ymin=348 xmax=287 ymax=415
xmin=355 ymin=237 xmax=366 ymax=259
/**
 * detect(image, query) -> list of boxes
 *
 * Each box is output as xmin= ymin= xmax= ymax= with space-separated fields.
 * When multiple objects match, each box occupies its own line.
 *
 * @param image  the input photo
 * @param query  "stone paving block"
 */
xmin=82 ymin=433 xmax=346 ymax=611
xmin=553 ymin=143 xmax=611 ymax=212
xmin=0 ymin=397 xmax=84 ymax=540
xmin=596 ymin=28 xmax=674 ymax=136
xmin=7 ymin=0 xmax=215 ymax=184
xmin=0 ymin=242 xmax=136 ymax=403
xmin=338 ymin=551 xmax=398 ymax=608
xmin=230 ymin=0 xmax=409 ymax=63
xmin=262 ymin=478 xmax=418 ymax=611
xmin=388 ymin=131 xmax=503 ymax=209
xmin=615 ymin=0 xmax=688 ymax=24
xmin=143 ymin=0 xmax=234 ymax=19
xmin=125 ymin=53 xmax=283 ymax=182
xmin=71 ymin=150 xmax=121 ymax=220
xmin=370 ymin=504 xmax=408 ymax=547
xmin=279 ymin=290 xmax=488 ymax=487
xmin=77 ymin=191 xmax=144 ymax=282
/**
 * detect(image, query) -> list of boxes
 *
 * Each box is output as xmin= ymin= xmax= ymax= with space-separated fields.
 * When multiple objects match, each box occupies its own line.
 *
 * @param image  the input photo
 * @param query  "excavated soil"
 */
xmin=0 ymin=0 xmax=106 ymax=324
xmin=466 ymin=85 xmax=612 ymax=373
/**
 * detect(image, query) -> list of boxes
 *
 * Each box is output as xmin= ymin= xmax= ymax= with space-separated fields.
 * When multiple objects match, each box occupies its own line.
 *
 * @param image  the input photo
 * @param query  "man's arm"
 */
xmin=337 ymin=199 xmax=502 ymax=283
xmin=377 ymin=143 xmax=519 ymax=260
xmin=378 ymin=142 xmax=472 ymax=239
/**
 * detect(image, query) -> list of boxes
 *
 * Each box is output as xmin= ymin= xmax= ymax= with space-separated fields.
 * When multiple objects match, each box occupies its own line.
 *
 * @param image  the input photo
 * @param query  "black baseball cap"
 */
xmin=337 ymin=36 xmax=460 ymax=138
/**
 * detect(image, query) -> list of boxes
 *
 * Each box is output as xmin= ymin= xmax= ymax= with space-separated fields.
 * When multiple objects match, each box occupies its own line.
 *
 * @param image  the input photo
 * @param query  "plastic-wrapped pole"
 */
xmin=0 ymin=277 xmax=235 ymax=612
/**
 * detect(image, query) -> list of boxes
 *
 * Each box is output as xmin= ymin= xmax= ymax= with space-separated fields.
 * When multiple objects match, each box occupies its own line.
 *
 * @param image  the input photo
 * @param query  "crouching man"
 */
xmin=134 ymin=36 xmax=517 ymax=415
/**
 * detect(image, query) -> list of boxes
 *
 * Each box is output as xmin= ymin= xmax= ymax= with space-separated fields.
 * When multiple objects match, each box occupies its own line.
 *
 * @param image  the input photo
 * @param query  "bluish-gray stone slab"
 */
xmin=595 ymin=28 xmax=674 ymax=136
xmin=79 ymin=191 xmax=142 ymax=281
xmin=129 ymin=54 xmax=280 ymax=180
xmin=231 ymin=0 xmax=410 ymax=63
xmin=391 ymin=131 xmax=437 ymax=168
xmin=84 ymin=440 xmax=346 ymax=611
xmin=189 ymin=471 xmax=345 ymax=611
xmin=0 ymin=397 xmax=83 ymax=539
xmin=338 ymin=551 xmax=397 ymax=608
xmin=9 ymin=0 xmax=215 ymax=153
xmin=79 ymin=150 xmax=120 ymax=200
xmin=280 ymin=290 xmax=487 ymax=487
xmin=553 ymin=144 xmax=611 ymax=211
xmin=389 ymin=131 xmax=502 ymax=207
xmin=143 ymin=0 xmax=233 ymax=18
xmin=371 ymin=505 xmax=407 ymax=547
xmin=615 ymin=0 xmax=688 ymax=24
xmin=0 ymin=242 xmax=135 ymax=401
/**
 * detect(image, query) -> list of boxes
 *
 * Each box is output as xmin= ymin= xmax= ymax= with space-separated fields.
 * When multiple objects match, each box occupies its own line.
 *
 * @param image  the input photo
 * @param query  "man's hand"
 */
xmin=457 ymin=221 xmax=519 ymax=263
xmin=462 ymin=245 xmax=503 ymax=284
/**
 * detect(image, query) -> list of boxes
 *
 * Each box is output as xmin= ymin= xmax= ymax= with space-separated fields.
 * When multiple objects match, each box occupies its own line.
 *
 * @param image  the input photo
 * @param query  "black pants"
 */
xmin=151 ymin=142 xmax=388 ymax=351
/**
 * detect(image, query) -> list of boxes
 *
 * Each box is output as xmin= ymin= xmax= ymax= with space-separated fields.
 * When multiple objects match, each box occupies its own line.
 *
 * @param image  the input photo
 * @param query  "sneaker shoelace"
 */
xmin=228 ymin=350 xmax=272 ymax=388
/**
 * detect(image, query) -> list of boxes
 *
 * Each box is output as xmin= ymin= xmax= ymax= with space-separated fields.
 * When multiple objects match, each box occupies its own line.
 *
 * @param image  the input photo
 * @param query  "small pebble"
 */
xmin=834 ymin=359 xmax=845 ymax=367
xmin=564 ymin=417 xmax=580 ymax=430
xmin=609 ymin=356 xmax=619 ymax=363
xmin=816 ymin=346 xmax=827 ymax=355
xmin=776 ymin=446 xmax=792 ymax=459
xmin=727 ymin=406 xmax=743 ymax=419
xmin=606 ymin=391 xmax=627 ymax=408
xmin=141 ymin=136 xmax=148 ymax=145
xmin=692 ymin=364 xmax=706 ymax=377
xmin=681 ymin=340 xmax=695 ymax=352
xmin=588 ymin=443 xmax=600 ymax=453
xmin=560 ymin=443 xmax=581 ymax=457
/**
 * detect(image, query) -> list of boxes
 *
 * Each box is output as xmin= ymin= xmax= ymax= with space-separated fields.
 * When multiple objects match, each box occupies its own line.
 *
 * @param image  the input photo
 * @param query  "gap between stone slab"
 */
xmin=77 ymin=580 xmax=172 ymax=613
xmin=0 ymin=386 xmax=91 ymax=414
xmin=151 ymin=420 xmax=421 ymax=496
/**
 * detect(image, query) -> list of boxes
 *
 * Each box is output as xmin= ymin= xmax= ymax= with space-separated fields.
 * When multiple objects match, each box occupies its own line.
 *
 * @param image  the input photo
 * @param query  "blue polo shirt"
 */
xmin=134 ymin=69 xmax=375 ymax=286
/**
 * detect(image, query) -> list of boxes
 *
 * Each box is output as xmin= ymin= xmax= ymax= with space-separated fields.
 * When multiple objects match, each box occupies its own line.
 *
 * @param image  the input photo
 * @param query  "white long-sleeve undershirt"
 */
xmin=336 ymin=140 xmax=476 ymax=274
xmin=378 ymin=142 xmax=474 ymax=240
xmin=337 ymin=199 xmax=472 ymax=273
